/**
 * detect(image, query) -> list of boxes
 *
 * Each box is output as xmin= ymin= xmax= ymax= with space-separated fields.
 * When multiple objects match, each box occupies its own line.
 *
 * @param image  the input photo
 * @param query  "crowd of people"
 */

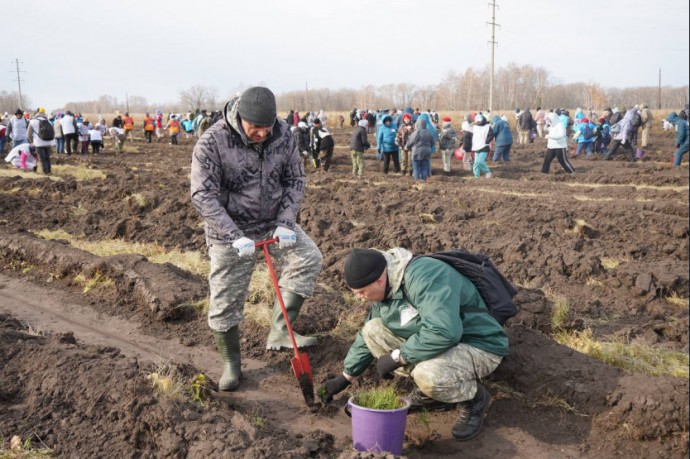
xmin=2 ymin=100 xmax=687 ymax=178
xmin=0 ymin=107 xmax=225 ymax=174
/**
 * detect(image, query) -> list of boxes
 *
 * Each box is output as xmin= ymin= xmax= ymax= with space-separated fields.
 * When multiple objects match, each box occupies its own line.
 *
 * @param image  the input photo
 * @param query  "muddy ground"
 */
xmin=0 ymin=123 xmax=688 ymax=458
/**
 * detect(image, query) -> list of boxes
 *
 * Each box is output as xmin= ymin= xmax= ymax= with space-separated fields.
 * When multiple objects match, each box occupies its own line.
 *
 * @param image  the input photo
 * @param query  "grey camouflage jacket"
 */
xmin=190 ymin=97 xmax=306 ymax=245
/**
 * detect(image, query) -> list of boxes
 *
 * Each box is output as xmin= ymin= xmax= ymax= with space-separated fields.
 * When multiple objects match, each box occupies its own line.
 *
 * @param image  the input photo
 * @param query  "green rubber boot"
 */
xmin=266 ymin=291 xmax=317 ymax=350
xmin=212 ymin=326 xmax=241 ymax=391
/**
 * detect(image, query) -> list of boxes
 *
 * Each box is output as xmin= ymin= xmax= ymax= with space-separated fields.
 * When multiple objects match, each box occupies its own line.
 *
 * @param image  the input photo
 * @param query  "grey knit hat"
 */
xmin=344 ymin=248 xmax=387 ymax=289
xmin=238 ymin=86 xmax=277 ymax=127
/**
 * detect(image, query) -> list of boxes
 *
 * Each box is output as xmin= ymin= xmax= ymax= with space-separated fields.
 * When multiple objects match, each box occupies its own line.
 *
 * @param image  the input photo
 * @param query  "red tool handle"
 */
xmin=255 ymin=238 xmax=300 ymax=359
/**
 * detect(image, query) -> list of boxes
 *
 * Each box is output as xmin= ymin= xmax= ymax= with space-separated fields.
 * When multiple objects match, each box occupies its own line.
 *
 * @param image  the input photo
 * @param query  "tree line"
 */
xmin=1 ymin=64 xmax=687 ymax=115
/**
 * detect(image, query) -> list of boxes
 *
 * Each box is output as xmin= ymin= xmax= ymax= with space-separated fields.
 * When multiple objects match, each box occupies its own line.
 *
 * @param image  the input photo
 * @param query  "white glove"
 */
xmin=273 ymin=226 xmax=297 ymax=249
xmin=232 ymin=237 xmax=255 ymax=257
xmin=300 ymin=151 xmax=309 ymax=158
xmin=621 ymin=139 xmax=627 ymax=145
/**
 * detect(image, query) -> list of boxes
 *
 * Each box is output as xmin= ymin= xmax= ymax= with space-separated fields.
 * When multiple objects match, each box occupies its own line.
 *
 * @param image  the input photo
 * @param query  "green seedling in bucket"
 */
xmin=353 ymin=385 xmax=406 ymax=410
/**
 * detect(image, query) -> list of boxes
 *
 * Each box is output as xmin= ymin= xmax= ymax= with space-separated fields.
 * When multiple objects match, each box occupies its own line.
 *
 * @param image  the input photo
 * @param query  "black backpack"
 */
xmin=581 ymin=124 xmax=594 ymax=141
xmin=37 ymin=118 xmax=55 ymax=141
xmin=403 ymin=249 xmax=518 ymax=325
xmin=631 ymin=112 xmax=642 ymax=129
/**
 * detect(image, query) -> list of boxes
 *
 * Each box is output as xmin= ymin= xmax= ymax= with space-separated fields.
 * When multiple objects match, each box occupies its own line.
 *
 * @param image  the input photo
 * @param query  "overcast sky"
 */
xmin=4 ymin=0 xmax=689 ymax=110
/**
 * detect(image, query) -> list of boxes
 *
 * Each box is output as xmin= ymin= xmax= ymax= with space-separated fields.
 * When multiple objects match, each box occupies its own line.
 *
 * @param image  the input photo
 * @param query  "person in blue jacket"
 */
xmin=377 ymin=115 xmax=400 ymax=174
xmin=490 ymin=115 xmax=513 ymax=162
xmin=667 ymin=112 xmax=689 ymax=166
xmin=573 ymin=117 xmax=597 ymax=158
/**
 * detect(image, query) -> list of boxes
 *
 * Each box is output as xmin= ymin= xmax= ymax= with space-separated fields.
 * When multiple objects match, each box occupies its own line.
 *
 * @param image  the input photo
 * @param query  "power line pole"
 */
xmin=657 ymin=68 xmax=661 ymax=110
xmin=11 ymin=58 xmax=25 ymax=108
xmin=487 ymin=1 xmax=499 ymax=113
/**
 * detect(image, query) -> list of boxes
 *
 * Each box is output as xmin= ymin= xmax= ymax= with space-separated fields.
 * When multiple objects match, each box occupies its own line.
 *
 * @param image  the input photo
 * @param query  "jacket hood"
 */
xmin=382 ymin=115 xmax=392 ymax=124
xmin=667 ymin=112 xmax=679 ymax=122
xmin=380 ymin=247 xmax=414 ymax=297
xmin=491 ymin=115 xmax=501 ymax=124
xmin=547 ymin=112 xmax=560 ymax=125
xmin=415 ymin=117 xmax=428 ymax=130
xmin=417 ymin=113 xmax=432 ymax=126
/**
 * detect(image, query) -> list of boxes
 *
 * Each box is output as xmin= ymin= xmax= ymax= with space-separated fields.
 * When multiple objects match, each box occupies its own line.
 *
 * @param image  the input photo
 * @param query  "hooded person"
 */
xmin=439 ymin=116 xmax=457 ymax=175
xmin=376 ymin=115 xmax=400 ymax=174
xmin=471 ymin=114 xmax=494 ymax=179
xmin=395 ymin=113 xmax=416 ymax=176
xmin=405 ymin=116 xmax=435 ymax=182
xmin=604 ymin=108 xmax=637 ymax=162
xmin=190 ymin=87 xmax=323 ymax=391
xmin=666 ymin=112 xmax=689 ymax=166
xmin=349 ymin=119 xmax=371 ymax=177
xmin=490 ymin=115 xmax=513 ymax=162
xmin=541 ymin=112 xmax=575 ymax=174
xmin=318 ymin=247 xmax=509 ymax=442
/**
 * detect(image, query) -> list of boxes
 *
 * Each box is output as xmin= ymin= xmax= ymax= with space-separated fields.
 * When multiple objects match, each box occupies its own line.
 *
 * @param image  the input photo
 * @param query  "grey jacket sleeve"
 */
xmin=190 ymin=136 xmax=243 ymax=243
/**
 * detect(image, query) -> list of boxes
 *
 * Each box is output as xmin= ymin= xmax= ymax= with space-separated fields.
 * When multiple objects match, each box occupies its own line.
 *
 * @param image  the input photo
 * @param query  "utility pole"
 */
xmin=126 ymin=92 xmax=130 ymax=113
xmin=11 ymin=58 xmax=25 ymax=108
xmin=657 ymin=68 xmax=661 ymax=110
xmin=487 ymin=1 xmax=499 ymax=113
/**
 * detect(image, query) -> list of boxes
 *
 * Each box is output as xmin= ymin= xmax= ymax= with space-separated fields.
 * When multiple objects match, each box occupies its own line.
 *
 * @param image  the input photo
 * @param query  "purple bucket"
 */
xmin=347 ymin=397 xmax=410 ymax=455
xmin=636 ymin=149 xmax=645 ymax=159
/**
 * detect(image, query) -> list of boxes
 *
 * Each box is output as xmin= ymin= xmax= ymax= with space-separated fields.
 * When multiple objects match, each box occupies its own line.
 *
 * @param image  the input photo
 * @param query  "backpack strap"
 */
xmin=401 ymin=255 xmax=488 ymax=318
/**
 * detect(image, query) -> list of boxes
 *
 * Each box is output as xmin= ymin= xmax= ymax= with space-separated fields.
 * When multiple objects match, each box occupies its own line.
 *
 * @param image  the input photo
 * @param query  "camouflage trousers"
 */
xmin=207 ymin=224 xmax=323 ymax=332
xmin=350 ymin=150 xmax=364 ymax=176
xmin=441 ymin=149 xmax=453 ymax=172
xmin=362 ymin=318 xmax=502 ymax=403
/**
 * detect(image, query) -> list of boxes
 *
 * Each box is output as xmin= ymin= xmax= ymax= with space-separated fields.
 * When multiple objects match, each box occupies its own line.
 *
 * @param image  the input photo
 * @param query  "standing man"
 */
xmin=7 ymin=108 xmax=29 ymax=147
xmin=439 ymin=116 xmax=457 ymax=176
xmin=60 ymin=111 xmax=79 ymax=155
xmin=639 ymin=104 xmax=653 ymax=149
xmin=123 ymin=112 xmax=135 ymax=143
xmin=142 ymin=113 xmax=155 ymax=143
xmin=319 ymin=247 xmax=509 ymax=441
xmin=27 ymin=108 xmax=54 ymax=175
xmin=191 ymin=87 xmax=323 ymax=392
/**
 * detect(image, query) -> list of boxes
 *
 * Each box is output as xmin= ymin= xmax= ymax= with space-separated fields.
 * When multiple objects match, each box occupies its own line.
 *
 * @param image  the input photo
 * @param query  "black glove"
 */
xmin=377 ymin=353 xmax=402 ymax=380
xmin=319 ymin=375 xmax=351 ymax=403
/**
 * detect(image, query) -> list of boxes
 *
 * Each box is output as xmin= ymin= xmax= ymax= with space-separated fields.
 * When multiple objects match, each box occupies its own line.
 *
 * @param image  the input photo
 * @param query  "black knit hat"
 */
xmin=238 ymin=86 xmax=277 ymax=127
xmin=344 ymin=249 xmax=387 ymax=289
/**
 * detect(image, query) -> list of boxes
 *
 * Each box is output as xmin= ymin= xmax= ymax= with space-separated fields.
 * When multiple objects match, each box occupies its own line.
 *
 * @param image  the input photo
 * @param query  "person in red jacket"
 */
xmin=123 ymin=112 xmax=135 ymax=142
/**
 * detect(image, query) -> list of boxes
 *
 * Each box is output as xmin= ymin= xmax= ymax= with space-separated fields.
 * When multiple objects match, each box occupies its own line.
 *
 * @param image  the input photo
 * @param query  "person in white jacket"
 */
xmin=4 ymin=143 xmax=37 ymax=171
xmin=27 ymin=108 xmax=55 ymax=175
xmin=60 ymin=111 xmax=78 ymax=155
xmin=7 ymin=108 xmax=29 ymax=147
xmin=541 ymin=112 xmax=575 ymax=174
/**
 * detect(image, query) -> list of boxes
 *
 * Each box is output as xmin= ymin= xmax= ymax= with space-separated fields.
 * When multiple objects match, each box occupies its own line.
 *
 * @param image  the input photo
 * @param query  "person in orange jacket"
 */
xmin=165 ymin=115 xmax=181 ymax=145
xmin=142 ymin=113 xmax=155 ymax=143
xmin=123 ymin=112 xmax=135 ymax=142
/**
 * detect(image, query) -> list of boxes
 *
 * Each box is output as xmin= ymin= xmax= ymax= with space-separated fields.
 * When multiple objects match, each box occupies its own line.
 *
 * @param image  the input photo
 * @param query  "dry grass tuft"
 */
xmin=147 ymin=363 xmax=186 ymax=400
xmin=600 ymin=257 xmax=622 ymax=270
xmin=666 ymin=292 xmax=689 ymax=309
xmin=533 ymin=388 xmax=587 ymax=416
xmin=551 ymin=296 xmax=570 ymax=330
xmin=555 ymin=328 xmax=689 ymax=378
xmin=34 ymin=229 xmax=209 ymax=277
xmin=243 ymin=265 xmax=274 ymax=328
xmin=52 ymin=164 xmax=107 ymax=181
xmin=73 ymin=271 xmax=115 ymax=294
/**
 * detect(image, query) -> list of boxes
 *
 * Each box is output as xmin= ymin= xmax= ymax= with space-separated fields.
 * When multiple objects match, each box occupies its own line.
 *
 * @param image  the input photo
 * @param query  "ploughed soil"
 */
xmin=0 ymin=124 xmax=688 ymax=458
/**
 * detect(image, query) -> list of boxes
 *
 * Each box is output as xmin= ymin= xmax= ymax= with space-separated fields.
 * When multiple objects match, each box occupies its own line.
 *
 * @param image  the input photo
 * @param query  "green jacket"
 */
xmin=343 ymin=248 xmax=509 ymax=377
